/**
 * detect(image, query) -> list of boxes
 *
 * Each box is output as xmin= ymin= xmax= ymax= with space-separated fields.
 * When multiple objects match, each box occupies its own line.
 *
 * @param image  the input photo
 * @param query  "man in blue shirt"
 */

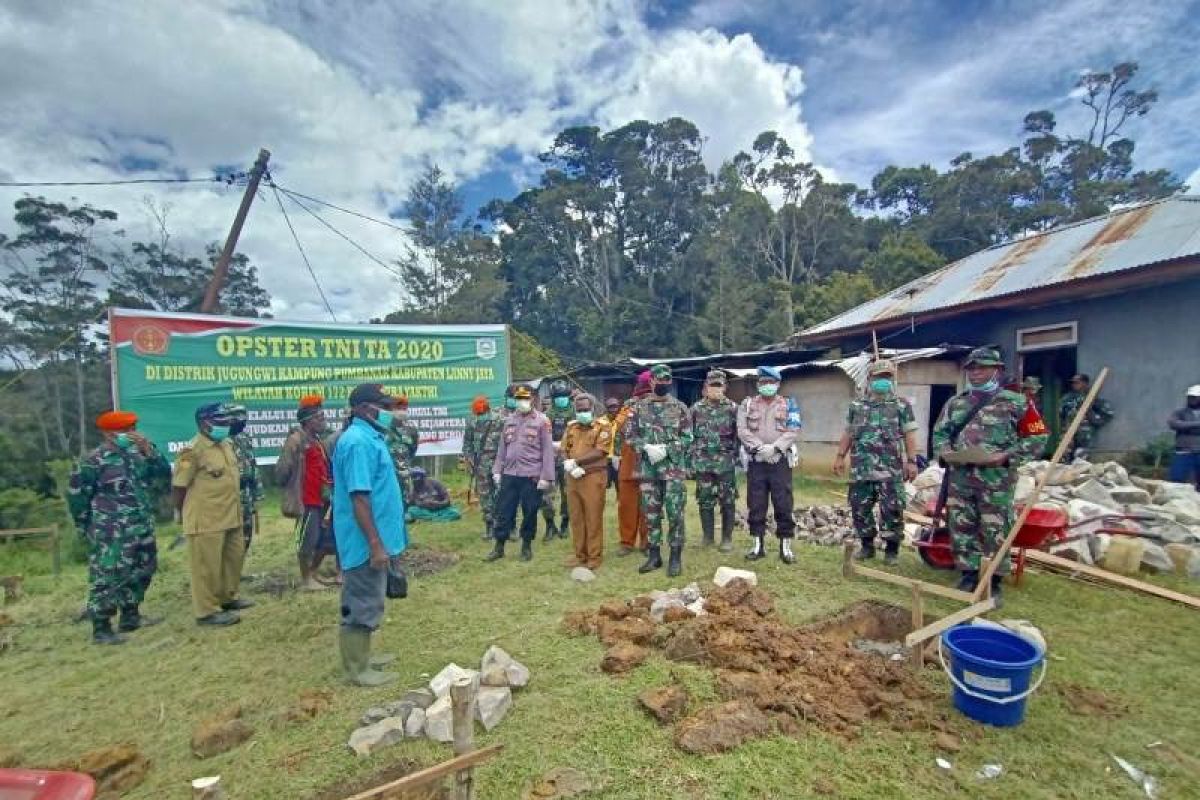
xmin=333 ymin=383 xmax=407 ymax=686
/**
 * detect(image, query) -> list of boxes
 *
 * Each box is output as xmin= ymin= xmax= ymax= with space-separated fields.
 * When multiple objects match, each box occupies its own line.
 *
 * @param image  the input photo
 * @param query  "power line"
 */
xmin=269 ymin=183 xmax=338 ymax=322
xmin=269 ymin=177 xmax=403 ymax=277
xmin=273 ymin=183 xmax=407 ymax=233
xmin=0 ymin=174 xmax=244 ymax=188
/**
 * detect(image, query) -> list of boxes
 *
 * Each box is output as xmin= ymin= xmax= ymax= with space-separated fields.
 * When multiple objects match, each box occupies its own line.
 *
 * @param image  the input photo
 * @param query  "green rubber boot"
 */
xmin=340 ymin=627 xmax=398 ymax=687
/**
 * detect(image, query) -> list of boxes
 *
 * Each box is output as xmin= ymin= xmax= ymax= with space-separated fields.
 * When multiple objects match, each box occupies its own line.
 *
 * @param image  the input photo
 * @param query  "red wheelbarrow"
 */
xmin=915 ymin=501 xmax=1151 ymax=584
xmin=0 ymin=770 xmax=95 ymax=800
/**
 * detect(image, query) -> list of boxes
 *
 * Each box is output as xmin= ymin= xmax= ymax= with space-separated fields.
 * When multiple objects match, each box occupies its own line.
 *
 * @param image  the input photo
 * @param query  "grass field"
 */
xmin=2 ymin=473 xmax=1199 ymax=799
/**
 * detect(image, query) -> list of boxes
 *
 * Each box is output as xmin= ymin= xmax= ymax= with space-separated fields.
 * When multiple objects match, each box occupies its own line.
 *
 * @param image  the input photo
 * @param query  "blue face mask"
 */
xmin=505 ymin=398 xmax=517 ymax=409
xmin=553 ymin=396 xmax=570 ymax=409
xmin=968 ymin=376 xmax=1000 ymax=393
xmin=207 ymin=425 xmax=231 ymax=442
xmin=114 ymin=433 xmax=134 ymax=450
xmin=870 ymin=378 xmax=893 ymax=393
xmin=374 ymin=409 xmax=394 ymax=430
xmin=575 ymin=411 xmax=594 ymax=425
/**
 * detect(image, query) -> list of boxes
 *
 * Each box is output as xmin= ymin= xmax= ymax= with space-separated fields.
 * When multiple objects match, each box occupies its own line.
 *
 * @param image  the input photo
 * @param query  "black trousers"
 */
xmin=493 ymin=475 xmax=542 ymax=543
xmin=746 ymin=460 xmax=795 ymax=538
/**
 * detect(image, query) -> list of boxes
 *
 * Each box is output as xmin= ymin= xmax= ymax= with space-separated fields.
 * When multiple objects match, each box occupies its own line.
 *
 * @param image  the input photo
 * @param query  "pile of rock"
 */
xmin=646 ymin=583 xmax=707 ymax=621
xmin=906 ymin=461 xmax=1200 ymax=579
xmin=791 ymin=505 xmax=855 ymax=546
xmin=347 ymin=645 xmax=530 ymax=756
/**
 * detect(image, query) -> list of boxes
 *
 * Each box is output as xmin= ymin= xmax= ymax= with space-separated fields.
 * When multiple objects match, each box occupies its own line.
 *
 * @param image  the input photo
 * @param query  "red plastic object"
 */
xmin=1013 ymin=506 xmax=1067 ymax=548
xmin=0 ymin=770 xmax=95 ymax=800
xmin=915 ymin=528 xmax=956 ymax=570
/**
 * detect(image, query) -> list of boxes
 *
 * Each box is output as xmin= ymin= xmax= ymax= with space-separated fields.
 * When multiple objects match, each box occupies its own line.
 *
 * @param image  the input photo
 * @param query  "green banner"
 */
xmin=110 ymin=309 xmax=510 ymax=461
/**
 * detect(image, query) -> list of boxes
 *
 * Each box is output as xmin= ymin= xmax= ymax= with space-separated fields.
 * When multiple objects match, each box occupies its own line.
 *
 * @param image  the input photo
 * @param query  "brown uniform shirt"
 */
xmin=173 ymin=434 xmax=242 ymax=534
xmin=561 ymin=419 xmax=613 ymax=476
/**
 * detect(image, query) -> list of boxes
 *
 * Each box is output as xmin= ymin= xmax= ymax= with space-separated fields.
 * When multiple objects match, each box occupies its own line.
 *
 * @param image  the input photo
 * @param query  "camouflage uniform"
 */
xmin=846 ymin=395 xmax=917 ymax=543
xmin=629 ymin=387 xmax=693 ymax=548
xmin=690 ymin=382 xmax=738 ymax=548
xmin=68 ymin=440 xmax=171 ymax=620
xmin=542 ymin=389 xmax=574 ymax=535
xmin=387 ymin=418 xmax=421 ymax=504
xmin=1059 ymin=389 xmax=1114 ymax=456
xmin=463 ymin=408 xmax=504 ymax=536
xmin=932 ymin=350 xmax=1049 ymax=576
xmin=231 ymin=431 xmax=262 ymax=550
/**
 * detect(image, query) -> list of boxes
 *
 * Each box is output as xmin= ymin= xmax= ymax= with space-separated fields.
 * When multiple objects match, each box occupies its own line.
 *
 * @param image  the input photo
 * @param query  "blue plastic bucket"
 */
xmin=939 ymin=624 xmax=1046 ymax=727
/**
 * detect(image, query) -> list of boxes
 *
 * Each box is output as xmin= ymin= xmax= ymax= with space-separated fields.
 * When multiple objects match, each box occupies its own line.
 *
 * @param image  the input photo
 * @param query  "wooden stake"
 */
xmin=339 ymin=746 xmax=503 ymax=800
xmin=904 ymin=598 xmax=997 ymax=648
xmin=909 ymin=583 xmax=924 ymax=671
xmin=871 ymin=329 xmax=880 ymax=358
xmin=451 ymin=677 xmax=477 ymax=800
xmin=973 ymin=367 xmax=1109 ymax=599
xmin=842 ymin=542 xmax=855 ymax=579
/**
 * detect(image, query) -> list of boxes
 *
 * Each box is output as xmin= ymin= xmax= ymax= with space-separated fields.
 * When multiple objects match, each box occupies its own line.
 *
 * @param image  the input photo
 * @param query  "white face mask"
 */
xmin=516 ymin=400 xmax=533 ymax=413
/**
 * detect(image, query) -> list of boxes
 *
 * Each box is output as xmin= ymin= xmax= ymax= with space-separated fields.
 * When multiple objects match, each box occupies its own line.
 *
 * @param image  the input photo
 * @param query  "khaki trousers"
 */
xmin=566 ymin=471 xmax=607 ymax=568
xmin=187 ymin=527 xmax=246 ymax=618
xmin=617 ymin=443 xmax=648 ymax=549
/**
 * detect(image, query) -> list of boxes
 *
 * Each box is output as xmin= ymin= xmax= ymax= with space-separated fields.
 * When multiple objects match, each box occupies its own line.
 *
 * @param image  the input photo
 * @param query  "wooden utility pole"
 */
xmin=200 ymin=148 xmax=271 ymax=313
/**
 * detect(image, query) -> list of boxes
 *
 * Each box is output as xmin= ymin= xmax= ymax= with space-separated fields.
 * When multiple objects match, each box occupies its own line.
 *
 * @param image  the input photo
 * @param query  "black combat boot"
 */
xmin=117 ymin=605 xmax=162 ymax=632
xmin=667 ymin=545 xmax=683 ymax=577
xmin=882 ymin=538 xmax=900 ymax=567
xmin=955 ymin=570 xmax=979 ymax=593
xmin=779 ymin=538 xmax=796 ymax=564
xmin=520 ymin=539 xmax=533 ymax=562
xmin=699 ymin=507 xmax=715 ymax=547
xmin=990 ymin=574 xmax=1005 ymax=608
xmin=854 ymin=537 xmax=876 ymax=561
xmin=559 ymin=514 xmax=570 ymax=538
xmin=92 ymin=615 xmax=126 ymax=645
xmin=718 ymin=504 xmax=735 ymax=553
xmin=543 ymin=520 xmax=558 ymax=543
xmin=638 ymin=545 xmax=663 ymax=573
xmin=745 ymin=535 xmax=766 ymax=561
xmin=484 ymin=539 xmax=506 ymax=562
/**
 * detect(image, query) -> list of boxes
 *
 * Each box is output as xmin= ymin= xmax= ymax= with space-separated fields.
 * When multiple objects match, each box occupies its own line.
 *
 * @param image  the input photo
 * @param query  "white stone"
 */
xmin=680 ymin=583 xmax=702 ymax=604
xmin=1066 ymin=498 xmax=1113 ymax=525
xmin=429 ymin=664 xmax=479 ymax=699
xmin=348 ymin=717 xmax=406 ymax=756
xmin=1109 ymin=487 xmax=1152 ymax=505
xmin=1153 ymin=482 xmax=1200 ymax=504
xmin=1140 ymin=542 xmax=1175 ymax=574
xmin=1101 ymin=463 xmax=1131 ymax=486
xmin=404 ymin=707 xmax=425 ymax=737
xmin=400 ymin=688 xmax=436 ymax=709
xmin=481 ymin=645 xmax=514 ymax=674
xmin=1073 ymin=479 xmax=1115 ymax=508
xmin=1015 ymin=475 xmax=1036 ymax=504
xmin=1049 ymin=539 xmax=1093 ymax=565
xmin=474 ymin=686 xmax=513 ymax=731
xmin=712 ymin=567 xmax=758 ymax=588
xmin=480 ymin=666 xmax=509 ymax=687
xmin=360 ymin=706 xmax=390 ymax=726
xmin=1160 ymin=498 xmax=1200 ymax=525
xmin=685 ymin=599 xmax=707 ymax=617
xmin=570 ymin=567 xmax=596 ymax=583
xmin=650 ymin=595 xmax=685 ymax=623
xmin=504 ymin=661 xmax=531 ymax=688
xmin=423 ymin=696 xmax=454 ymax=743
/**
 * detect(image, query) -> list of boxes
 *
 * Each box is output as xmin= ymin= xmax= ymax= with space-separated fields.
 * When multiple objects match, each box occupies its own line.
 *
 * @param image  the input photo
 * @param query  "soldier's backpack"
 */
xmin=276 ymin=428 xmax=307 ymax=519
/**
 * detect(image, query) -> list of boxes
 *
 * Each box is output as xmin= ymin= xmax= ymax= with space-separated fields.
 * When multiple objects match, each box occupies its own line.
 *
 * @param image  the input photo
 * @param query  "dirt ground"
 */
xmin=568 ymin=581 xmax=965 ymax=754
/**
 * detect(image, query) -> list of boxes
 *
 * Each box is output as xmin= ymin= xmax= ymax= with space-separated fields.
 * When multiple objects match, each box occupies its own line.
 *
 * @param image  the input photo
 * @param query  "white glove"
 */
xmin=552 ymin=441 xmax=561 ymax=451
xmin=570 ymin=466 xmax=586 ymax=479
xmin=563 ymin=459 xmax=578 ymax=472
xmin=643 ymin=444 xmax=668 ymax=464
xmin=611 ymin=456 xmax=621 ymax=472
xmin=536 ymin=479 xmax=551 ymax=491
xmin=492 ymin=473 xmax=501 ymax=486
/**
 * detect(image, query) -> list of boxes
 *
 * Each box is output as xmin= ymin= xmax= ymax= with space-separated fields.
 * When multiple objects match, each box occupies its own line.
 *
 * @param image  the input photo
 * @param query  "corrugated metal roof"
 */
xmin=802 ymin=196 xmax=1200 ymax=338
xmin=724 ymin=347 xmax=960 ymax=389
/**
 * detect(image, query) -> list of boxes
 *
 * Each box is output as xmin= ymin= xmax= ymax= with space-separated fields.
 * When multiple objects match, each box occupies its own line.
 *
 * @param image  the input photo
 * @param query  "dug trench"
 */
xmin=565 ymin=581 xmax=967 ymax=755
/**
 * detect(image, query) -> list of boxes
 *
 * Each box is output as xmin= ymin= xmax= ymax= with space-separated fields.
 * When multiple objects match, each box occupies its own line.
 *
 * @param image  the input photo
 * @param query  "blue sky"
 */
xmin=1 ymin=0 xmax=1196 ymax=322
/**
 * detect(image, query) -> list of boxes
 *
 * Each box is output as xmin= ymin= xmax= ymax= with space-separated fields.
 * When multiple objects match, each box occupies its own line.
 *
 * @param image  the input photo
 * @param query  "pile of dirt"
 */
xmin=398 ymin=546 xmax=460 ymax=577
xmin=1055 ymin=682 xmax=1129 ymax=719
xmin=567 ymin=581 xmax=960 ymax=753
xmin=192 ymin=704 xmax=255 ymax=759
xmin=48 ymin=744 xmax=149 ymax=798
xmin=283 ymin=688 xmax=334 ymax=723
xmin=307 ymin=759 xmax=445 ymax=800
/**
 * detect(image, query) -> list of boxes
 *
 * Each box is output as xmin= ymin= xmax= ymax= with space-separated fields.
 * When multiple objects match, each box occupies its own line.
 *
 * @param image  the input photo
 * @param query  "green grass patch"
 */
xmin=2 ymin=477 xmax=1198 ymax=799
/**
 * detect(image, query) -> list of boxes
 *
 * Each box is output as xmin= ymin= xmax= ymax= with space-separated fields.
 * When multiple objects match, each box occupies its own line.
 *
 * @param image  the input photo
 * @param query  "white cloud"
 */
xmin=1185 ymin=166 xmax=1199 ymax=194
xmin=599 ymin=28 xmax=815 ymax=169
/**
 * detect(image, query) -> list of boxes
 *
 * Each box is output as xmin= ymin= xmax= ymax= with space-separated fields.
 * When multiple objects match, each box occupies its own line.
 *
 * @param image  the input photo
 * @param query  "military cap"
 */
xmin=96 ymin=410 xmax=137 ymax=431
xmin=964 ymin=347 xmax=1003 ymax=367
xmin=223 ymin=403 xmax=248 ymax=419
xmin=705 ymin=369 xmax=727 ymax=386
xmin=757 ymin=365 xmax=782 ymax=381
xmin=411 ymin=466 xmax=427 ymax=480
xmin=513 ymin=384 xmax=533 ymax=399
xmin=549 ymin=379 xmax=571 ymax=397
xmin=1021 ymin=376 xmax=1042 ymax=392
xmin=650 ymin=364 xmax=672 ymax=381
xmin=867 ymin=359 xmax=897 ymax=377
xmin=195 ymin=401 xmax=232 ymax=423
xmin=348 ymin=383 xmax=394 ymax=407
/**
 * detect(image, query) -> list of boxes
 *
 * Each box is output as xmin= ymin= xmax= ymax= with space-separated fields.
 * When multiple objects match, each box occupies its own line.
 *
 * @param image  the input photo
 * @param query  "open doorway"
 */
xmin=1020 ymin=347 xmax=1077 ymax=442
xmin=927 ymin=383 xmax=957 ymax=455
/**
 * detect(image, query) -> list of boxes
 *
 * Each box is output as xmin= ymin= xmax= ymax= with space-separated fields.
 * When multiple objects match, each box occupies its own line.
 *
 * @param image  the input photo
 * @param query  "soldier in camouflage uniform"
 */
xmin=226 ymin=404 xmax=263 ymax=552
xmin=68 ymin=411 xmax=171 ymax=644
xmin=833 ymin=360 xmax=920 ymax=566
xmin=540 ymin=380 xmax=574 ymax=541
xmin=689 ymin=369 xmax=739 ymax=552
xmin=932 ymin=347 xmax=1049 ymax=603
xmin=462 ymin=395 xmax=504 ymax=540
xmin=629 ymin=364 xmax=693 ymax=577
xmin=1059 ymin=373 xmax=1114 ymax=461
xmin=386 ymin=395 xmax=421 ymax=504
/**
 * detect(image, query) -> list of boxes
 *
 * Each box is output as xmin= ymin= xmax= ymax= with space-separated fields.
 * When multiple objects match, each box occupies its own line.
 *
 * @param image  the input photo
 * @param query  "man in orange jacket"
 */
xmin=612 ymin=371 xmax=651 ymax=556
